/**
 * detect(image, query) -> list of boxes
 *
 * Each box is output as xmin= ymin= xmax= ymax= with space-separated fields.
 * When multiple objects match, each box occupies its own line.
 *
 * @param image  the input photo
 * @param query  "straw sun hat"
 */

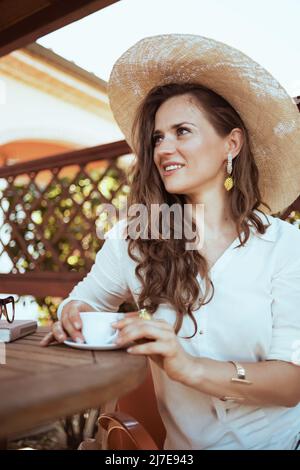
xmin=108 ymin=34 xmax=300 ymax=214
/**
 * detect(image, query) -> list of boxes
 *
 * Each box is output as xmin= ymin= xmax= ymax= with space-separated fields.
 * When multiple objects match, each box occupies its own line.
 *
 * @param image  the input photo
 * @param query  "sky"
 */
xmin=37 ymin=0 xmax=300 ymax=97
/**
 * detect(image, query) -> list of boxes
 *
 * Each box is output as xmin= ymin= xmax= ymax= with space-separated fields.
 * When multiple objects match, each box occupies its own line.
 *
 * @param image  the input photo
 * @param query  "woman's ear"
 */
xmin=228 ymin=128 xmax=244 ymax=156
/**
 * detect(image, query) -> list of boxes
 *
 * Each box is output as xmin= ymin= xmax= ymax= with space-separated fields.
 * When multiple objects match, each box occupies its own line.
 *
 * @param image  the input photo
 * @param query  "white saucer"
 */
xmin=64 ymin=339 xmax=123 ymax=350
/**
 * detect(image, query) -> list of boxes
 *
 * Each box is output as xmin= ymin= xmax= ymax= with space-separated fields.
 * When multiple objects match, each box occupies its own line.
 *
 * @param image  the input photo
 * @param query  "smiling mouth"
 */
xmin=162 ymin=164 xmax=185 ymax=176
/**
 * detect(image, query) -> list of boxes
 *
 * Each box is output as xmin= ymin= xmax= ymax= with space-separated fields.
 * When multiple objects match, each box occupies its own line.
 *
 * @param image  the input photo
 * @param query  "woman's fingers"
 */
xmin=62 ymin=315 xmax=84 ymax=343
xmin=39 ymin=314 xmax=84 ymax=347
xmin=39 ymin=321 xmax=66 ymax=346
xmin=124 ymin=311 xmax=140 ymax=319
xmin=115 ymin=321 xmax=172 ymax=347
xmin=40 ymin=301 xmax=90 ymax=347
xmin=127 ymin=340 xmax=170 ymax=355
xmin=113 ymin=316 xmax=171 ymax=331
xmin=40 ymin=331 xmax=55 ymax=346
xmin=68 ymin=310 xmax=82 ymax=330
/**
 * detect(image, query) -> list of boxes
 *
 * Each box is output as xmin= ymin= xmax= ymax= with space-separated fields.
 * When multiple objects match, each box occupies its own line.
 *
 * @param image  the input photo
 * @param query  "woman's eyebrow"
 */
xmin=153 ymin=121 xmax=196 ymax=136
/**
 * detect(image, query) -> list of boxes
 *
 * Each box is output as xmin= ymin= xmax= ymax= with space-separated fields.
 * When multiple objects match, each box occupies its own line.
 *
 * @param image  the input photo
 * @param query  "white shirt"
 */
xmin=57 ymin=210 xmax=300 ymax=450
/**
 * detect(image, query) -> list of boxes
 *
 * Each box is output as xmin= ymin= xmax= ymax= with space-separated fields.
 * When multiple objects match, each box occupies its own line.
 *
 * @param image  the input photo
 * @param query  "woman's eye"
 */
xmin=153 ymin=135 xmax=162 ymax=145
xmin=177 ymin=127 xmax=189 ymax=135
xmin=153 ymin=127 xmax=189 ymax=145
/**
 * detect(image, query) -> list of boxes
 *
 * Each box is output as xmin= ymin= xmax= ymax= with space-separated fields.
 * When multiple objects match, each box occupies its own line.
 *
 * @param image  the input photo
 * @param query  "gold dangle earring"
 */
xmin=224 ymin=152 xmax=234 ymax=191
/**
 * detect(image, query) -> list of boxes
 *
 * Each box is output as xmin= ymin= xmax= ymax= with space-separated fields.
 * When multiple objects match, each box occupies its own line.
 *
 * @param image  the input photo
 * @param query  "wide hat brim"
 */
xmin=108 ymin=33 xmax=300 ymax=214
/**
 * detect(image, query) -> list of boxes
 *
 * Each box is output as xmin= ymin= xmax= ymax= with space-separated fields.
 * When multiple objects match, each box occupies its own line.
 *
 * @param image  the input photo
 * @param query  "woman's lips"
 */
xmin=162 ymin=166 xmax=185 ymax=177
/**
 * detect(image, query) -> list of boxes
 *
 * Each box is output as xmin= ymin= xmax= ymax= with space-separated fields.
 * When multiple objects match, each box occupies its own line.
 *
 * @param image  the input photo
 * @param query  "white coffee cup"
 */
xmin=80 ymin=311 xmax=124 ymax=346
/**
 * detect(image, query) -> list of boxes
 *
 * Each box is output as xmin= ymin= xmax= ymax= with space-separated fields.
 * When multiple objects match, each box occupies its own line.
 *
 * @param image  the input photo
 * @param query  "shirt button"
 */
xmin=199 ymin=330 xmax=204 ymax=335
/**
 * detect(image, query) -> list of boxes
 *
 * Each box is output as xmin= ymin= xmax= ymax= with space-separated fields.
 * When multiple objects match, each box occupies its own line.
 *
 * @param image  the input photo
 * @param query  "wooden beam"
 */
xmin=280 ymin=195 xmax=300 ymax=220
xmin=0 ymin=272 xmax=85 ymax=297
xmin=0 ymin=139 xmax=131 ymax=177
xmin=0 ymin=0 xmax=120 ymax=58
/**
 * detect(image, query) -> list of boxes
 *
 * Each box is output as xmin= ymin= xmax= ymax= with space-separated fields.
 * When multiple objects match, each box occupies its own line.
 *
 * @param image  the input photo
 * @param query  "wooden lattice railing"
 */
xmin=0 ymin=140 xmax=132 ymax=297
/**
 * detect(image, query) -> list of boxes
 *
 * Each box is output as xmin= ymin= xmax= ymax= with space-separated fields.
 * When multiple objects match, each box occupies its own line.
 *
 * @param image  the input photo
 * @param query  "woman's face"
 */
xmin=153 ymin=94 xmax=229 ymax=199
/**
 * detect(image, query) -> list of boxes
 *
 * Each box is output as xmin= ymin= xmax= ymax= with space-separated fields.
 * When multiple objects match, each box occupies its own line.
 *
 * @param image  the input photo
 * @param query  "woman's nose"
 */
xmin=156 ymin=137 xmax=176 ymax=155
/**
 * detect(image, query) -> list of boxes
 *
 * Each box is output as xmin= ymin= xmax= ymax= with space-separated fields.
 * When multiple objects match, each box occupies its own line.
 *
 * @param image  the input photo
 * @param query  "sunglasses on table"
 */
xmin=0 ymin=296 xmax=15 ymax=323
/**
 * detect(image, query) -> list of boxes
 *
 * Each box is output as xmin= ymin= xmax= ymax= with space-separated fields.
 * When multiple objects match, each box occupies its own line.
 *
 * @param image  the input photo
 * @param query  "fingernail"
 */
xmin=75 ymin=337 xmax=84 ymax=344
xmin=74 ymin=322 xmax=81 ymax=329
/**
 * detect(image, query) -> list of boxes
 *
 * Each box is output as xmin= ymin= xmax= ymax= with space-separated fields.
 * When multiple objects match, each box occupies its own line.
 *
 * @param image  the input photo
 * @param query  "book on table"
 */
xmin=0 ymin=320 xmax=38 ymax=342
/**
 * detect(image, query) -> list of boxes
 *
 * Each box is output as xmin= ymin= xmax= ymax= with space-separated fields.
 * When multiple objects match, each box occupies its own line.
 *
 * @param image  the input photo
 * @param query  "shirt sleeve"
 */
xmin=266 ymin=228 xmax=300 ymax=365
xmin=57 ymin=234 xmax=131 ymax=320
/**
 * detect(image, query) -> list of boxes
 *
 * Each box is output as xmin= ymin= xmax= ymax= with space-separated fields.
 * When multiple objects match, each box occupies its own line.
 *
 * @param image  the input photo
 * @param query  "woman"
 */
xmin=41 ymin=34 xmax=300 ymax=450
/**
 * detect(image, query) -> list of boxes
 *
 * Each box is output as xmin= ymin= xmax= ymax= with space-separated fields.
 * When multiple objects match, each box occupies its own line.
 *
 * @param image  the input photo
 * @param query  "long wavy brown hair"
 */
xmin=124 ymin=82 xmax=271 ymax=338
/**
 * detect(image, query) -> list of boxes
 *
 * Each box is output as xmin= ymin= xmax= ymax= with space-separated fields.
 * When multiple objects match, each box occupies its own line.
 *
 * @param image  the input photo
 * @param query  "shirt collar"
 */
xmin=248 ymin=210 xmax=278 ymax=242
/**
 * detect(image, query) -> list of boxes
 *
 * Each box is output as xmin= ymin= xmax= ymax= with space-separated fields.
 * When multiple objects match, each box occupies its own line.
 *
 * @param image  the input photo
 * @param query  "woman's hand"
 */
xmin=40 ymin=300 xmax=95 ymax=346
xmin=112 ymin=313 xmax=195 ymax=384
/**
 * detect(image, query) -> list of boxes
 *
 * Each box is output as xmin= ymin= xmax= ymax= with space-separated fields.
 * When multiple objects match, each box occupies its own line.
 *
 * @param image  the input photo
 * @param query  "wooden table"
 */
xmin=0 ymin=327 xmax=147 ymax=445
